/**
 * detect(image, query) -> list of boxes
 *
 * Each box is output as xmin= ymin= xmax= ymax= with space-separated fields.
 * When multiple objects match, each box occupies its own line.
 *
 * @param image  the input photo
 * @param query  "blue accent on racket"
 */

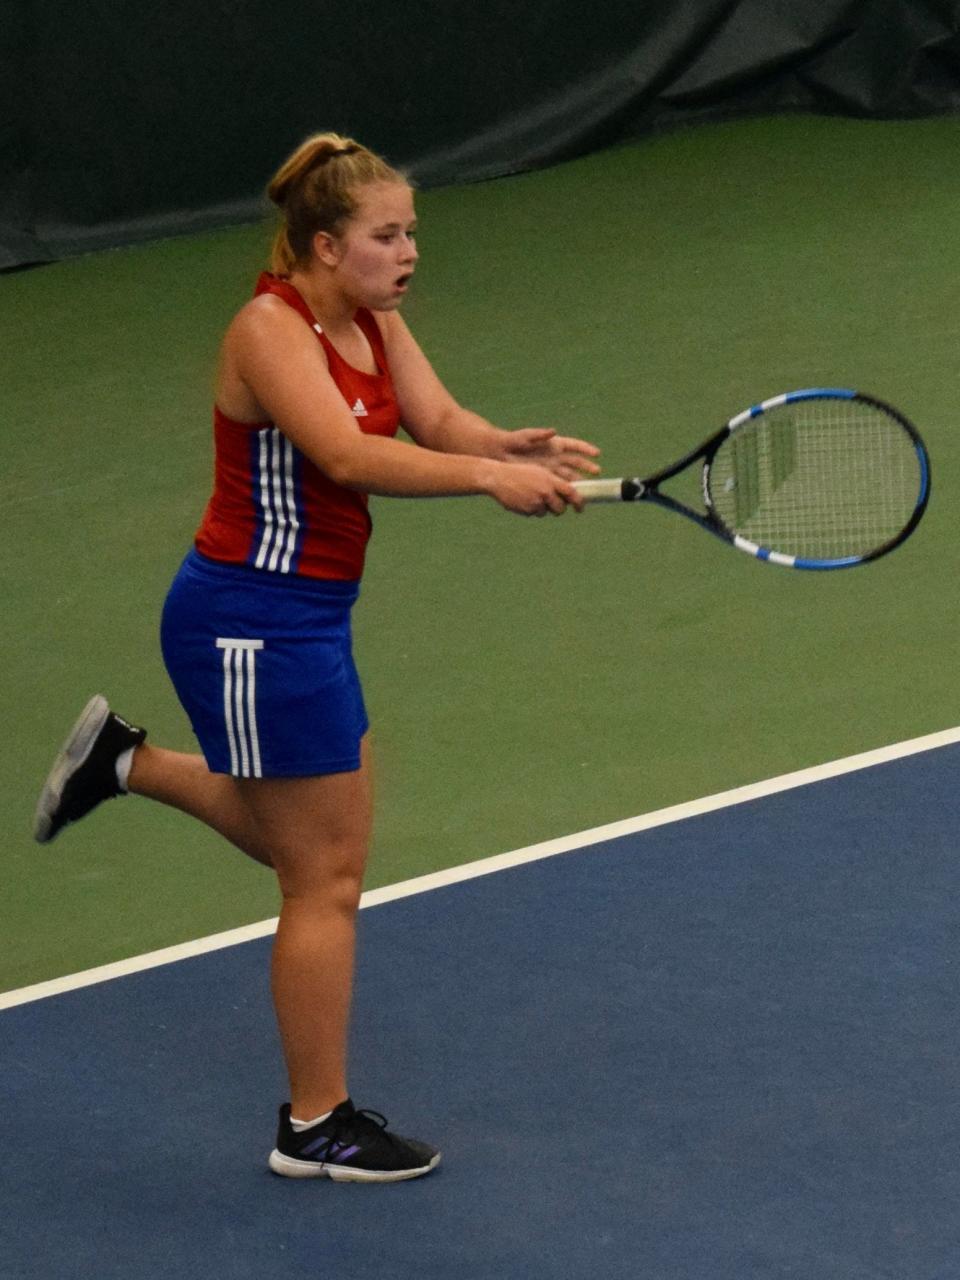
xmin=783 ymin=388 xmax=857 ymax=403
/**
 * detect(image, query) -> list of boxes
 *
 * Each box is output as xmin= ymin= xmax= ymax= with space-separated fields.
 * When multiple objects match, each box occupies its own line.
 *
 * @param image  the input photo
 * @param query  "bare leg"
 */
xmin=127 ymin=745 xmax=273 ymax=867
xmin=236 ymin=738 xmax=374 ymax=1117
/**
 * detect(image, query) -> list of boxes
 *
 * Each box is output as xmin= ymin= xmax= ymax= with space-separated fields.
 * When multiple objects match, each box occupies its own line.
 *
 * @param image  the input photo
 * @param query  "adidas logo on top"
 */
xmin=351 ymin=399 xmax=368 ymax=417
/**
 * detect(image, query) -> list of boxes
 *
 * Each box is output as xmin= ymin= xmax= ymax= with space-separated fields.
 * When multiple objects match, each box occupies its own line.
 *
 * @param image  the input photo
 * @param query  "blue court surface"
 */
xmin=3 ymin=745 xmax=960 ymax=1280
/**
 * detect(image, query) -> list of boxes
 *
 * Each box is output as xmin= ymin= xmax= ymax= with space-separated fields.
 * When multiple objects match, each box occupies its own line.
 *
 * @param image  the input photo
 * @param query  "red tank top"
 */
xmin=194 ymin=273 xmax=401 ymax=580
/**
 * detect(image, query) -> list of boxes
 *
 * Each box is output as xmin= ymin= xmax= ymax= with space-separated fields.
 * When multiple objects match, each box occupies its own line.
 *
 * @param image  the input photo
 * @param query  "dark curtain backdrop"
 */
xmin=2 ymin=0 xmax=958 ymax=268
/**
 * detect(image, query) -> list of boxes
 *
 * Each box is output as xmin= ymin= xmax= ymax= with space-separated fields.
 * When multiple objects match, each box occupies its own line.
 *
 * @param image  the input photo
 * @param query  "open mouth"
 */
xmin=395 ymin=273 xmax=413 ymax=290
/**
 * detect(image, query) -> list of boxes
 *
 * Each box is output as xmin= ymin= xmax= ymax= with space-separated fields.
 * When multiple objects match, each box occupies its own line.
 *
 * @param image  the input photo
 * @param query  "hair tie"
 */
xmin=302 ymin=144 xmax=360 ymax=178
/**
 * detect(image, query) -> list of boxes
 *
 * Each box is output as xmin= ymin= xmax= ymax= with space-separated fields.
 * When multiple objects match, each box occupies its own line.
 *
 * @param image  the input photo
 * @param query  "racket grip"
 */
xmin=573 ymin=478 xmax=635 ymax=503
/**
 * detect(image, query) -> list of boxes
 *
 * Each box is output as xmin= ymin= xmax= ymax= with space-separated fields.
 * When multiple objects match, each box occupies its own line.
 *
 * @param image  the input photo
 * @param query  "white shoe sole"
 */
xmin=33 ymin=695 xmax=110 ymax=844
xmin=268 ymin=1147 xmax=441 ymax=1183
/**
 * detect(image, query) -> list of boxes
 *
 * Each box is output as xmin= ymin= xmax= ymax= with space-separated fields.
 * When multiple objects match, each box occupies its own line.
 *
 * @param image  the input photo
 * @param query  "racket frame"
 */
xmin=575 ymin=388 xmax=931 ymax=570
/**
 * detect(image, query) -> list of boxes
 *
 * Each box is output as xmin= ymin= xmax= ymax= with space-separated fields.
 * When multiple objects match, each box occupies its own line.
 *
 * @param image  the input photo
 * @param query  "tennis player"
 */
xmin=33 ymin=133 xmax=600 ymax=1183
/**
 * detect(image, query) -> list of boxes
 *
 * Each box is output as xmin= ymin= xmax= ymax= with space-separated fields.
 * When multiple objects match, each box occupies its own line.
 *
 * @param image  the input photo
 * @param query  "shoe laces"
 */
xmin=334 ymin=1106 xmax=403 ymax=1151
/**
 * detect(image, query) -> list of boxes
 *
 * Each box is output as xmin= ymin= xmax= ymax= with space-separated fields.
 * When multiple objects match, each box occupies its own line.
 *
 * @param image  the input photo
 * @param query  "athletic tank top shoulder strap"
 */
xmin=253 ymin=272 xmax=388 ymax=374
xmin=253 ymin=271 xmax=316 ymax=325
xmin=352 ymin=308 xmax=390 ymax=374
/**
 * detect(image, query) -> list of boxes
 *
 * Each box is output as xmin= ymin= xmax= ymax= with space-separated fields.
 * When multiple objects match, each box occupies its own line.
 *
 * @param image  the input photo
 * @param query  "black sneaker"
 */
xmin=268 ymin=1099 xmax=441 ymax=1183
xmin=33 ymin=695 xmax=147 ymax=844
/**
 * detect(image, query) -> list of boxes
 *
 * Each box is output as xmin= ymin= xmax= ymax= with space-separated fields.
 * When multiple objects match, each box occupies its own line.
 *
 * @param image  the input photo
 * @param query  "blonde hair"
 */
xmin=266 ymin=133 xmax=408 ymax=274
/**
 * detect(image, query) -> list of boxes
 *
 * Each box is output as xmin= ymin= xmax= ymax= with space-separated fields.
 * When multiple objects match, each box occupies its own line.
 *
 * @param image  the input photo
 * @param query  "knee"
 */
xmin=276 ymin=855 xmax=365 ymax=916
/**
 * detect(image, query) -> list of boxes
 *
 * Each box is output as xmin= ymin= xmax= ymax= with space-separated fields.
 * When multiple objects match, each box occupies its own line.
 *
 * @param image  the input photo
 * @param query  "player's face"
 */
xmin=332 ymin=182 xmax=418 ymax=310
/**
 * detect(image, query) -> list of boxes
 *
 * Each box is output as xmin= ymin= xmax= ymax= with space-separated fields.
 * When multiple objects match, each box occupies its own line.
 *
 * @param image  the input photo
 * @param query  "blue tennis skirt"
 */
xmin=160 ymin=549 xmax=368 ymax=778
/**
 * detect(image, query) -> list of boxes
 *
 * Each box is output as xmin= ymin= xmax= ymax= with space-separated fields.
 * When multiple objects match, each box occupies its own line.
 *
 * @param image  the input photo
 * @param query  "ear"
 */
xmin=312 ymin=229 xmax=342 ymax=268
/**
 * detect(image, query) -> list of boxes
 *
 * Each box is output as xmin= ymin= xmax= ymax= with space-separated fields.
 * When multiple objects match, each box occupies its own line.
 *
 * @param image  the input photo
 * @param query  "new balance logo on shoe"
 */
xmin=351 ymin=399 xmax=368 ymax=417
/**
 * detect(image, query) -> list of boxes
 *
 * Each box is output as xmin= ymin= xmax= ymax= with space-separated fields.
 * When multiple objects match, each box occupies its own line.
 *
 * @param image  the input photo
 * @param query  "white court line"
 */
xmin=4 ymin=724 xmax=960 ymax=1012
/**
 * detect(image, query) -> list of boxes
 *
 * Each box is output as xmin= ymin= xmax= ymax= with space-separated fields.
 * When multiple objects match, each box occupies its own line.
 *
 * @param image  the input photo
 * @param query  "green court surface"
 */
xmin=3 ymin=114 xmax=959 ymax=992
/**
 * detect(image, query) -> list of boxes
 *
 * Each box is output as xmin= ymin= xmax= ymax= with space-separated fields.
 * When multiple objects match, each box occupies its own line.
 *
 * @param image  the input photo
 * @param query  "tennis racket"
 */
xmin=574 ymin=389 xmax=930 ymax=569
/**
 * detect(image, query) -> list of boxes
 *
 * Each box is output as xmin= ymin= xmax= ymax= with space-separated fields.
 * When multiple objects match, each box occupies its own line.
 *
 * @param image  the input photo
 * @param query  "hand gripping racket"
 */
xmin=574 ymin=389 xmax=930 ymax=569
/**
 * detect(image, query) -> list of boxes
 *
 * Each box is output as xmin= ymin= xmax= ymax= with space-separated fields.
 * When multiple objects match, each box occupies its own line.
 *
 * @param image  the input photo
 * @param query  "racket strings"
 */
xmin=708 ymin=402 xmax=922 ymax=559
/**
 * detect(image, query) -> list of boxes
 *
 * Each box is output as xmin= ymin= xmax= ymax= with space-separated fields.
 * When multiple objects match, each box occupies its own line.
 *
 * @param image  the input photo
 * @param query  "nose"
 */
xmin=402 ymin=234 xmax=418 ymax=264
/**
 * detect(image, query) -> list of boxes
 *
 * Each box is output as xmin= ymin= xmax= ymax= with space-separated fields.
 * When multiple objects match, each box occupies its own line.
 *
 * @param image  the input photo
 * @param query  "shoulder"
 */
xmin=225 ymin=293 xmax=318 ymax=353
xmin=233 ymin=291 xmax=304 ymax=330
xmin=218 ymin=295 xmax=331 ymax=408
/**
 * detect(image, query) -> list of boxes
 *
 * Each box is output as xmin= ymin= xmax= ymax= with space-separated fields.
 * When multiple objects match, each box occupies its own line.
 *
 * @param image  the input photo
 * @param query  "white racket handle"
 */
xmin=573 ymin=478 xmax=628 ymax=502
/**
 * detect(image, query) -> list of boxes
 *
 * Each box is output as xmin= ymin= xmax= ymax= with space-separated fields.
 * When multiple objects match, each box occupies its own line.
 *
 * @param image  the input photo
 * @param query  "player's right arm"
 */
xmin=221 ymin=298 xmax=580 ymax=517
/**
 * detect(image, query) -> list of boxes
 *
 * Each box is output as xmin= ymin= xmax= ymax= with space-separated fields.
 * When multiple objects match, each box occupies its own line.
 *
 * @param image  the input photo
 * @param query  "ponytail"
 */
xmin=266 ymin=133 xmax=407 ymax=274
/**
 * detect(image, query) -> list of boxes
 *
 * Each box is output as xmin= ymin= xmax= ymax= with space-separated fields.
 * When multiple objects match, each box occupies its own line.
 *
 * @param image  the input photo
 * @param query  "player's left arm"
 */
xmin=376 ymin=311 xmax=601 ymax=479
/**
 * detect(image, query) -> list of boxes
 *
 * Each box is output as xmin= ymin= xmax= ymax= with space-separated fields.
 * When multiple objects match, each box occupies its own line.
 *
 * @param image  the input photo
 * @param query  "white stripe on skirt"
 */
xmin=215 ymin=638 xmax=264 ymax=777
